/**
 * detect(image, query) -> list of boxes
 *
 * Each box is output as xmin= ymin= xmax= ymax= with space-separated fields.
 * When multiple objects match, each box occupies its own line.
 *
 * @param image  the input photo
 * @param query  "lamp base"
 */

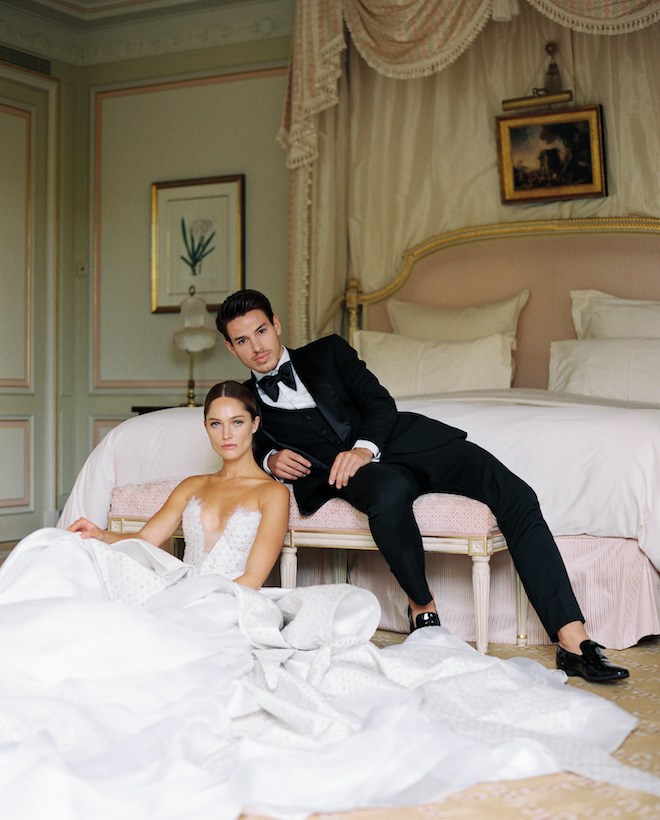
xmin=181 ymin=378 xmax=197 ymax=407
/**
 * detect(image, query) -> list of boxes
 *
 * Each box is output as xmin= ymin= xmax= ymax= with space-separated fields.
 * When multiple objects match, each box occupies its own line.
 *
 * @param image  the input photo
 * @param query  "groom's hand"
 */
xmin=329 ymin=448 xmax=373 ymax=489
xmin=268 ymin=449 xmax=312 ymax=481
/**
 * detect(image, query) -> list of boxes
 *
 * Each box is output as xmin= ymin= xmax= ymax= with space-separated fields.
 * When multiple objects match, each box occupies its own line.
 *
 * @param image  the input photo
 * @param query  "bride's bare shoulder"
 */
xmin=176 ymin=474 xmax=211 ymax=489
xmin=169 ymin=474 xmax=213 ymax=499
xmin=258 ymin=475 xmax=290 ymax=506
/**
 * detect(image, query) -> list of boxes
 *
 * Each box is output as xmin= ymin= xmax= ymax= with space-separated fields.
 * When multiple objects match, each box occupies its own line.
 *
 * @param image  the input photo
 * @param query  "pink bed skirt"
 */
xmin=293 ymin=535 xmax=660 ymax=650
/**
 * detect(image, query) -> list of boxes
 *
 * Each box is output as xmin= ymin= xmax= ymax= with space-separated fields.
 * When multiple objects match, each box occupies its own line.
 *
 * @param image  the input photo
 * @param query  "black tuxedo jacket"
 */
xmin=248 ymin=334 xmax=465 ymax=513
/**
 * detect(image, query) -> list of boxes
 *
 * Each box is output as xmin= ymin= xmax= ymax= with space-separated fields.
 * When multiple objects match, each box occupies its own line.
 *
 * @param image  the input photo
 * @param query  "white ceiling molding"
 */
xmin=2 ymin=2 xmax=251 ymax=26
xmin=0 ymin=0 xmax=293 ymax=66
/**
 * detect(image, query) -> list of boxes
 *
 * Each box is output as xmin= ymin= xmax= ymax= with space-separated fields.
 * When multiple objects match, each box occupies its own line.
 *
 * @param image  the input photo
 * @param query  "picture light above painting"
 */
xmin=151 ymin=175 xmax=245 ymax=313
xmin=495 ymin=105 xmax=607 ymax=205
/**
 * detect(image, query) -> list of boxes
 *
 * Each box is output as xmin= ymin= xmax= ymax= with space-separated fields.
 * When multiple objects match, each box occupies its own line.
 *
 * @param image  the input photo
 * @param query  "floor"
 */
xmin=243 ymin=632 xmax=660 ymax=820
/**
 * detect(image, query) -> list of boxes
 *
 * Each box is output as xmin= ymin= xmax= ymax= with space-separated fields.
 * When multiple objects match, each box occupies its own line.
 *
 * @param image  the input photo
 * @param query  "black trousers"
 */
xmin=337 ymin=438 xmax=584 ymax=642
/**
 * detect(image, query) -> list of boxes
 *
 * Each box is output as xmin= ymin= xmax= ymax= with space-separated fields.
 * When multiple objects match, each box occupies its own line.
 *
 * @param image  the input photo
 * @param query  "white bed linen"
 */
xmin=0 ymin=527 xmax=658 ymax=820
xmin=58 ymin=407 xmax=218 ymax=529
xmin=396 ymin=389 xmax=660 ymax=570
xmin=59 ymin=393 xmax=660 ymax=575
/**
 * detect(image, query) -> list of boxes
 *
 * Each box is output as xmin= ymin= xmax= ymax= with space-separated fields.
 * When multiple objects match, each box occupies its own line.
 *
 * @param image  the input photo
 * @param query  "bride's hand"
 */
xmin=68 ymin=517 xmax=106 ymax=540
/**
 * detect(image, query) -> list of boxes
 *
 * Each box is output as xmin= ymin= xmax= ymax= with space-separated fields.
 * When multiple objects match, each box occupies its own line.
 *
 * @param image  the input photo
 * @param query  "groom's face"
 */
xmin=224 ymin=309 xmax=284 ymax=374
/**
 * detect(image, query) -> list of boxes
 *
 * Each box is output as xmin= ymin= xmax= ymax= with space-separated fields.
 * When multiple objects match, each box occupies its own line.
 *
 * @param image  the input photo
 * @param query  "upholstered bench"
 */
xmin=108 ymin=479 xmax=528 ymax=654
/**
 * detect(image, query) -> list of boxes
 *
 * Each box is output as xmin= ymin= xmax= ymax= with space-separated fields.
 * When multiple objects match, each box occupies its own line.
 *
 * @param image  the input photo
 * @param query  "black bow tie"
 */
xmin=259 ymin=361 xmax=296 ymax=401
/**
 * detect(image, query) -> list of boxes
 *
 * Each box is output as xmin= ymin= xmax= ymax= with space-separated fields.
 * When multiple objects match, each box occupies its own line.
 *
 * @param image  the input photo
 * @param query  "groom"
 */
xmin=216 ymin=289 xmax=628 ymax=682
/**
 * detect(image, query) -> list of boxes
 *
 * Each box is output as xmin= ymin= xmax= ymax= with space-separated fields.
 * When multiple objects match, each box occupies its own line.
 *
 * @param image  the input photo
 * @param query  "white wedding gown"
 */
xmin=0 ymin=499 xmax=658 ymax=820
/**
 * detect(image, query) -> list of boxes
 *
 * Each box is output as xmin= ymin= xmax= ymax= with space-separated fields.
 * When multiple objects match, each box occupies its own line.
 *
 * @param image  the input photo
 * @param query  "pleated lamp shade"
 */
xmin=173 ymin=290 xmax=219 ymax=353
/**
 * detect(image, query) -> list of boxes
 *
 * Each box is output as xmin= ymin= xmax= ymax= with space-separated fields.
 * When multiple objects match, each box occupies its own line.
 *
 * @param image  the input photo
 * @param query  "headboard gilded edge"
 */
xmin=339 ymin=217 xmax=660 ymax=389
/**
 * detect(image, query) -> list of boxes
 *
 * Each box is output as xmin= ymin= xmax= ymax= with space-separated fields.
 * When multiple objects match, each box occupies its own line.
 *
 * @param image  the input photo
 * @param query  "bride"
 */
xmin=0 ymin=381 xmax=658 ymax=820
xmin=68 ymin=379 xmax=290 ymax=592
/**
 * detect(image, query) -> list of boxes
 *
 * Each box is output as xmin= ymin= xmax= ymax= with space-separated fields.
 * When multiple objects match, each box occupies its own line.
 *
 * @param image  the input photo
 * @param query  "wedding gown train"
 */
xmin=0 ymin=499 xmax=658 ymax=820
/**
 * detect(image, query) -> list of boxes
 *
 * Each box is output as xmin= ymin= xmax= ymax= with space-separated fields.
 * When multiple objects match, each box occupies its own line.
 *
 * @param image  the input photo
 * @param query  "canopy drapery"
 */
xmin=279 ymin=0 xmax=660 ymax=344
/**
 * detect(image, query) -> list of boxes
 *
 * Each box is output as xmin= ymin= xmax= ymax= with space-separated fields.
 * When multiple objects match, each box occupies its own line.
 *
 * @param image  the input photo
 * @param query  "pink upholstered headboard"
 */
xmin=350 ymin=218 xmax=660 ymax=389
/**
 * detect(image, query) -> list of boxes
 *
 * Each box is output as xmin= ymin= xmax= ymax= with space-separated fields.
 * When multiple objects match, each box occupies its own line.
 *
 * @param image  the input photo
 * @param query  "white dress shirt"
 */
xmin=253 ymin=348 xmax=381 ymax=472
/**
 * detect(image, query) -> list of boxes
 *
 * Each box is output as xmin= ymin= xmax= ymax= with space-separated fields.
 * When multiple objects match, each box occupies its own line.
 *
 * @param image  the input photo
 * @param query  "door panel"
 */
xmin=0 ymin=68 xmax=58 ymax=541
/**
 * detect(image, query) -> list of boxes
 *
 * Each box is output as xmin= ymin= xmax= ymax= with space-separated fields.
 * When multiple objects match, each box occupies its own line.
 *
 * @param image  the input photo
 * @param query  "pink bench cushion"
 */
xmin=110 ymin=478 xmax=500 ymax=538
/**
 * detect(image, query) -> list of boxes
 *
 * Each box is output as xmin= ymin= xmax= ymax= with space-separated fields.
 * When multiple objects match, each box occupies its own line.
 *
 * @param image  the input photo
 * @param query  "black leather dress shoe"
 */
xmin=408 ymin=606 xmax=441 ymax=632
xmin=556 ymin=639 xmax=629 ymax=682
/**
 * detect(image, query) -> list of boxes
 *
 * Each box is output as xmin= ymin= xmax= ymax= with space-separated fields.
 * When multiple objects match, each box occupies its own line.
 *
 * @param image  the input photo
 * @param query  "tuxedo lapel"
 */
xmin=289 ymin=347 xmax=352 ymax=446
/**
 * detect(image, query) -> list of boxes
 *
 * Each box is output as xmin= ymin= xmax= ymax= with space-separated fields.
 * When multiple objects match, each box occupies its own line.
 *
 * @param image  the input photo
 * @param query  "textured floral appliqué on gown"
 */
xmin=87 ymin=498 xmax=261 ymax=606
xmin=182 ymin=497 xmax=261 ymax=579
xmin=0 ymin=514 xmax=658 ymax=818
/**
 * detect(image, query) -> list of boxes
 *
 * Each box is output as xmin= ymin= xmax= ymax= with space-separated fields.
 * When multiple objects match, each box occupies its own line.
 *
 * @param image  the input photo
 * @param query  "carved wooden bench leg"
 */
xmin=280 ymin=543 xmax=297 ymax=588
xmin=471 ymin=554 xmax=491 ymax=654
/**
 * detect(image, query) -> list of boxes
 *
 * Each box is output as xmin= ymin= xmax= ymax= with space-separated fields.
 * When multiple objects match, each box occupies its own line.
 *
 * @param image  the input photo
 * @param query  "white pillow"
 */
xmin=353 ymin=330 xmax=514 ymax=398
xmin=549 ymin=339 xmax=660 ymax=403
xmin=386 ymin=289 xmax=529 ymax=344
xmin=571 ymin=290 xmax=660 ymax=339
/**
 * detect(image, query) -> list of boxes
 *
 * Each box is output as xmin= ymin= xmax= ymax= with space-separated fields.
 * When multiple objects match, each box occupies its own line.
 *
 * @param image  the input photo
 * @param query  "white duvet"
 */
xmin=58 ymin=390 xmax=660 ymax=571
xmin=396 ymin=389 xmax=660 ymax=570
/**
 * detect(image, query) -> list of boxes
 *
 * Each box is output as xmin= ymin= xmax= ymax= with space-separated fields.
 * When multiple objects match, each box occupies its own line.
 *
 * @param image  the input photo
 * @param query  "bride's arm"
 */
xmin=233 ymin=481 xmax=290 ymax=589
xmin=68 ymin=478 xmax=198 ymax=548
xmin=67 ymin=517 xmax=123 ymax=543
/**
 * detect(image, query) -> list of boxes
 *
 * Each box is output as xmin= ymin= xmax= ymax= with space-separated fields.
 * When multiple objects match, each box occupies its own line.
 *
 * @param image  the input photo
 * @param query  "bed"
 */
xmin=57 ymin=217 xmax=660 ymax=650
xmin=340 ymin=216 xmax=660 ymax=649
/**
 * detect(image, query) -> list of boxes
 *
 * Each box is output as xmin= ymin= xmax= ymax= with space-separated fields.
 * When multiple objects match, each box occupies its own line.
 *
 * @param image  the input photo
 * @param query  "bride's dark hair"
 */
xmin=204 ymin=380 xmax=257 ymax=421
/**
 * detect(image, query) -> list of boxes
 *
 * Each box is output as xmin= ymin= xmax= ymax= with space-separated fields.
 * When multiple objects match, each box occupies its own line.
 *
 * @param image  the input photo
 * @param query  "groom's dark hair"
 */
xmin=216 ymin=290 xmax=275 ymax=341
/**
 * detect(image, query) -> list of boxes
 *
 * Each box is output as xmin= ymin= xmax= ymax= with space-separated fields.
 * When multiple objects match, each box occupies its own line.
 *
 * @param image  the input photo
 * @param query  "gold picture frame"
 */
xmin=495 ymin=105 xmax=606 ymax=205
xmin=151 ymin=175 xmax=245 ymax=312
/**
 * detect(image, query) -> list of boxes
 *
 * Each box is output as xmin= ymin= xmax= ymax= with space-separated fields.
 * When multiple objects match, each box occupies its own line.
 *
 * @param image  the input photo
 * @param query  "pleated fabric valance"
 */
xmin=279 ymin=0 xmax=660 ymax=169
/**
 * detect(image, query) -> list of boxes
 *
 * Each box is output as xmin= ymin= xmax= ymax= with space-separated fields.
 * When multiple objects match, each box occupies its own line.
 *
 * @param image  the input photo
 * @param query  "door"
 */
xmin=0 ymin=66 xmax=58 ymax=544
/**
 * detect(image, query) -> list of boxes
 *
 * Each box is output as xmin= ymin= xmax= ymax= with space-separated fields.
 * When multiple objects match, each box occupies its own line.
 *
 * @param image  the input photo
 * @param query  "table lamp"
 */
xmin=173 ymin=285 xmax=219 ymax=406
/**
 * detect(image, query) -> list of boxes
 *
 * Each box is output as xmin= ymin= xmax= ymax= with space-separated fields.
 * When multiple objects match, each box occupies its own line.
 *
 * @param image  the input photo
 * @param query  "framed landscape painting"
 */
xmin=496 ymin=105 xmax=606 ymax=205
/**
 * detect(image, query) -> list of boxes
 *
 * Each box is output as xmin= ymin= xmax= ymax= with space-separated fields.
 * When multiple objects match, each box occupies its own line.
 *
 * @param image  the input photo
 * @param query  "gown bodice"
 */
xmin=181 ymin=497 xmax=262 ymax=580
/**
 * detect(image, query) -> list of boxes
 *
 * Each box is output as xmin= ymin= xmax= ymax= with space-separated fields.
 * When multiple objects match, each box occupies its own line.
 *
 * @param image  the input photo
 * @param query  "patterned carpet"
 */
xmin=244 ymin=633 xmax=660 ymax=820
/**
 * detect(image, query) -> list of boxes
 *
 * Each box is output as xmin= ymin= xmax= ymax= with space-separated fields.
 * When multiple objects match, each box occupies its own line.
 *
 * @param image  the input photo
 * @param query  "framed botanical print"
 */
xmin=151 ymin=175 xmax=245 ymax=312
